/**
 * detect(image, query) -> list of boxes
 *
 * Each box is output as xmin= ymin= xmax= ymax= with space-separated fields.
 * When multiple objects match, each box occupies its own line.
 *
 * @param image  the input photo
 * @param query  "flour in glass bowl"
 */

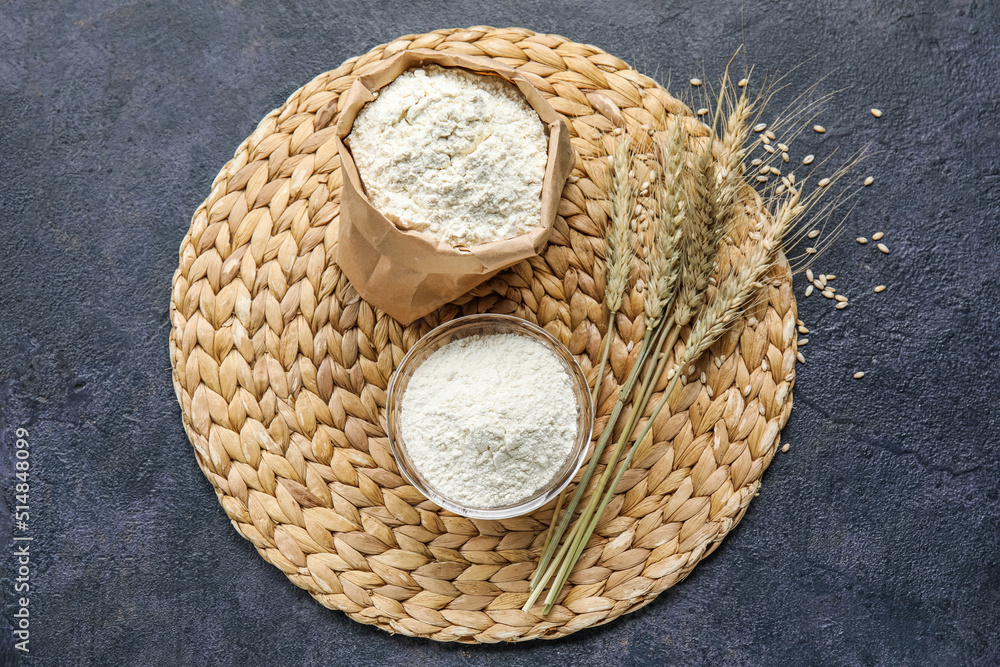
xmin=348 ymin=66 xmax=549 ymax=247
xmin=399 ymin=333 xmax=579 ymax=508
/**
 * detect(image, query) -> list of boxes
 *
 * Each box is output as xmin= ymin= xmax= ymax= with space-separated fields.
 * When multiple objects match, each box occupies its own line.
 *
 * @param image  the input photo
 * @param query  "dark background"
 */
xmin=1 ymin=1 xmax=998 ymax=665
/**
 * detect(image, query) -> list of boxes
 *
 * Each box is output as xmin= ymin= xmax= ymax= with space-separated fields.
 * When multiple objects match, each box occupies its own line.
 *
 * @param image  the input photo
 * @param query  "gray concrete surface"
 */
xmin=1 ymin=1 xmax=998 ymax=665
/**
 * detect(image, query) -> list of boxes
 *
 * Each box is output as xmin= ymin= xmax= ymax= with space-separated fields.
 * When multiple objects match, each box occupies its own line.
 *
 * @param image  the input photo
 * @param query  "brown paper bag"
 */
xmin=328 ymin=49 xmax=576 ymax=325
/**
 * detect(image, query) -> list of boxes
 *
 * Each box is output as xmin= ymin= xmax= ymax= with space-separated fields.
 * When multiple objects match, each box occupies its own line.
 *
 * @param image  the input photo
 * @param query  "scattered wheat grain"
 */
xmin=818 ymin=178 xmax=831 ymax=187
xmin=857 ymin=237 xmax=868 ymax=244
xmin=878 ymin=243 xmax=889 ymax=254
xmin=835 ymin=294 xmax=848 ymax=302
xmin=804 ymin=285 xmax=814 ymax=297
xmin=871 ymin=108 xmax=882 ymax=118
xmin=874 ymin=285 xmax=886 ymax=293
xmin=781 ymin=443 xmax=790 ymax=452
xmin=753 ymin=123 xmax=767 ymax=133
xmin=690 ymin=78 xmax=703 ymax=86
xmin=803 ymin=154 xmax=815 ymax=165
xmin=872 ymin=231 xmax=884 ymax=240
xmin=836 ymin=302 xmax=848 ymax=309
xmin=797 ymin=352 xmax=806 ymax=363
xmin=813 ymin=125 xmax=826 ymax=133
xmin=808 ymin=229 xmax=820 ymax=239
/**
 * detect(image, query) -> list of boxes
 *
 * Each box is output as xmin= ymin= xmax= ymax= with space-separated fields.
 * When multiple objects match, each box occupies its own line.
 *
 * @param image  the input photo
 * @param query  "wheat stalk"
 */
xmin=525 ymin=118 xmax=697 ymax=613
xmin=528 ymin=59 xmax=869 ymax=613
xmin=527 ymin=86 xmax=740 ymax=612
xmin=532 ymin=136 xmax=640 ymax=592
xmin=537 ymin=186 xmax=805 ymax=614
xmin=526 ymin=124 xmax=686 ymax=606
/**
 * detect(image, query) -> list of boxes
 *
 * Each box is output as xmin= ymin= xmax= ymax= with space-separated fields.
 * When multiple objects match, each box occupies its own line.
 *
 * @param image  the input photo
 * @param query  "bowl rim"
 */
xmin=385 ymin=313 xmax=594 ymax=520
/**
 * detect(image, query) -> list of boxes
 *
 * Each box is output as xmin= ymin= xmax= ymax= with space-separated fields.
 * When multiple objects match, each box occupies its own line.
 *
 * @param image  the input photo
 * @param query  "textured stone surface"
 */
xmin=1 ymin=1 xmax=998 ymax=665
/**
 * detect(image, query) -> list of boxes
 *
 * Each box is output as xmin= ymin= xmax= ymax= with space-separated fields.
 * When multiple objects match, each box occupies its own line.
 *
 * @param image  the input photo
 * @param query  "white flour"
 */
xmin=400 ymin=333 xmax=578 ymax=508
xmin=348 ymin=66 xmax=548 ymax=247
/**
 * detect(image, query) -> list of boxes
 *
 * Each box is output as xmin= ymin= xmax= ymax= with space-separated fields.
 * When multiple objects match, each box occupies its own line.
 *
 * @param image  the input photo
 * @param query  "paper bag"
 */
xmin=327 ymin=49 xmax=576 ymax=325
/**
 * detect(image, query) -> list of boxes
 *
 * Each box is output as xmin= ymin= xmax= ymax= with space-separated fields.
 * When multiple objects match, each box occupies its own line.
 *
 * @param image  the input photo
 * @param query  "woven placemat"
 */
xmin=169 ymin=26 xmax=798 ymax=643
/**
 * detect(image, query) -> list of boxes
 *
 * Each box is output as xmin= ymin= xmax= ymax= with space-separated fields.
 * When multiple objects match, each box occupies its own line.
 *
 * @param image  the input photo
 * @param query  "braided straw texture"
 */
xmin=169 ymin=27 xmax=798 ymax=643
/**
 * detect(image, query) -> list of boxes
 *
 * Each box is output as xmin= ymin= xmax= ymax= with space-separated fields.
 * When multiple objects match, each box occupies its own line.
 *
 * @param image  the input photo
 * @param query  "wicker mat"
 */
xmin=169 ymin=27 xmax=797 ymax=643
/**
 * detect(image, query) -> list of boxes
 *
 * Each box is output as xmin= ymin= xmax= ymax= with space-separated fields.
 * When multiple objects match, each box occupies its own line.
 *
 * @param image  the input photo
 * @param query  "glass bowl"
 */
xmin=385 ymin=314 xmax=594 ymax=520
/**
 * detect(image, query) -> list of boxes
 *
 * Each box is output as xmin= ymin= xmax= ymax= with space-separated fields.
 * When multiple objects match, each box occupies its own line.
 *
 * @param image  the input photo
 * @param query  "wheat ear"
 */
xmin=644 ymin=117 xmax=686 ymax=328
xmin=591 ymin=137 xmax=636 ymax=405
